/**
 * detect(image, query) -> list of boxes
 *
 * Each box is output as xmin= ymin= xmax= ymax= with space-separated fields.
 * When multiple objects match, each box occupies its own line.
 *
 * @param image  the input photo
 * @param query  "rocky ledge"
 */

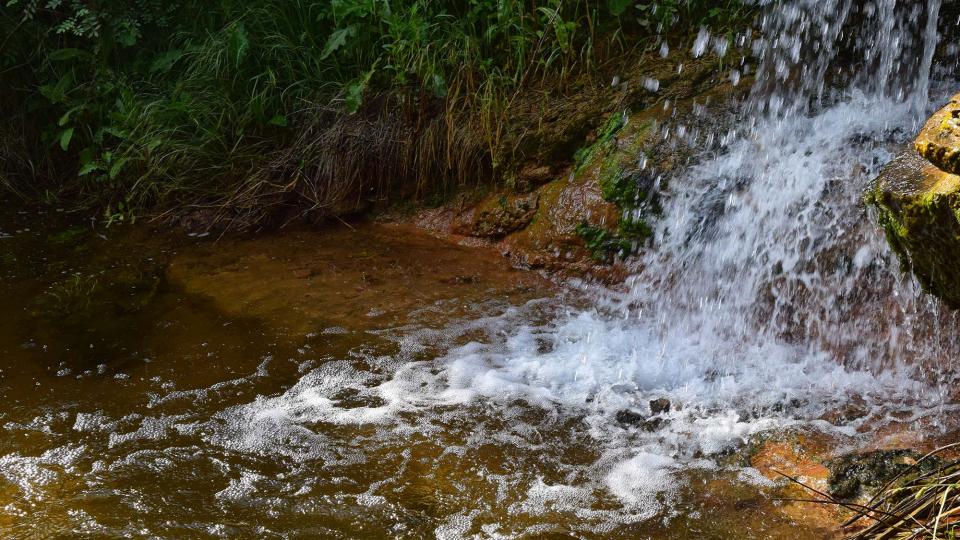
xmin=915 ymin=93 xmax=960 ymax=175
xmin=868 ymin=92 xmax=960 ymax=308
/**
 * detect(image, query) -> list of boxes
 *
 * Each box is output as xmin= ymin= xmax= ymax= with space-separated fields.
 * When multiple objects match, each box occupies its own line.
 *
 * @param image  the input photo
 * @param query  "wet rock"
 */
xmin=915 ymin=93 xmax=960 ymax=175
xmin=827 ymin=449 xmax=939 ymax=500
xmin=866 ymin=148 xmax=960 ymax=308
xmin=517 ymin=164 xmax=554 ymax=188
xmin=615 ymin=409 xmax=664 ymax=431
xmin=454 ymin=193 xmax=539 ymax=239
xmin=821 ymin=399 xmax=869 ymax=425
xmin=650 ymin=398 xmax=671 ymax=414
xmin=615 ymin=409 xmax=645 ymax=425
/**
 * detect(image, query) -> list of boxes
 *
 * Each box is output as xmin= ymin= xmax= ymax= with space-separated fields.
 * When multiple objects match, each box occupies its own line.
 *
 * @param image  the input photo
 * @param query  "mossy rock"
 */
xmin=827 ymin=449 xmax=940 ymax=500
xmin=575 ymin=222 xmax=632 ymax=263
xmin=456 ymin=193 xmax=539 ymax=238
xmin=867 ymin=149 xmax=960 ymax=308
xmin=569 ymin=111 xmax=662 ymax=261
xmin=915 ymin=92 xmax=960 ymax=175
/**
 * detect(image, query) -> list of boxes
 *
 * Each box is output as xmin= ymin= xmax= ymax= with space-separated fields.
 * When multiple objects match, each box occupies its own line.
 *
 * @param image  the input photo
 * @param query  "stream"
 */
xmin=3 ymin=1 xmax=960 ymax=538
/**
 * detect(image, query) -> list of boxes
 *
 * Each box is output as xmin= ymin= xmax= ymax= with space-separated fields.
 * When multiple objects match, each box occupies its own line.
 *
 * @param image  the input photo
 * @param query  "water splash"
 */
xmin=750 ymin=0 xmax=944 ymax=116
xmin=108 ymin=1 xmax=957 ymax=534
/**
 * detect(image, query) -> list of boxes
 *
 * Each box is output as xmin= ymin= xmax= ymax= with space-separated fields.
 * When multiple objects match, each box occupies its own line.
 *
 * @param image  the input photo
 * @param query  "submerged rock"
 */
xmin=867 ymin=149 xmax=960 ymax=307
xmin=615 ymin=409 xmax=665 ymax=431
xmin=915 ymin=93 xmax=960 ymax=175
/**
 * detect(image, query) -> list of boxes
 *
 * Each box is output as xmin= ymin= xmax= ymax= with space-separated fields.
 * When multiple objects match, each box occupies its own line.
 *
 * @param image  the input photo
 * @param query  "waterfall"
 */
xmin=748 ymin=0 xmax=944 ymax=116
xmin=626 ymin=0 xmax=954 ymax=375
xmin=240 ymin=0 xmax=958 ymax=477
xmin=207 ymin=0 xmax=958 ymax=530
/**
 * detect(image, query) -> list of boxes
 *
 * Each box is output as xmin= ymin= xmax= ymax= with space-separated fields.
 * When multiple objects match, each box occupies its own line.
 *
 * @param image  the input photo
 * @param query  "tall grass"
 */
xmin=0 ymin=0 xmax=753 ymax=227
xmin=843 ymin=445 xmax=960 ymax=539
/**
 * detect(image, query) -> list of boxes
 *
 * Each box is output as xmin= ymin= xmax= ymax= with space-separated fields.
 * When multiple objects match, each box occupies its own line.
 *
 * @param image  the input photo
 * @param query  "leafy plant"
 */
xmin=0 ymin=0 xmax=754 ymax=226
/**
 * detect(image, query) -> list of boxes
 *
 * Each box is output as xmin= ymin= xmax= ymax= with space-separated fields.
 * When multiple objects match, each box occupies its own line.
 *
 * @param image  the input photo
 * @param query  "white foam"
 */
xmin=194 ymin=88 xmax=957 ymax=533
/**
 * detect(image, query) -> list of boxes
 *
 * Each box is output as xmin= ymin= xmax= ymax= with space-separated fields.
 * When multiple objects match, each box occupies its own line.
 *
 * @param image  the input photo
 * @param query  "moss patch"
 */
xmin=914 ymin=92 xmax=960 ymax=175
xmin=570 ymin=111 xmax=662 ymax=261
xmin=575 ymin=222 xmax=632 ymax=262
xmin=867 ymin=149 xmax=960 ymax=308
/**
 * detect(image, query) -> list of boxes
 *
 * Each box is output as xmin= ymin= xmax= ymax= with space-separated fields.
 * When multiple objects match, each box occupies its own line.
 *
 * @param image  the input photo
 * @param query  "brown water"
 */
xmin=0 ymin=203 xmax=856 ymax=539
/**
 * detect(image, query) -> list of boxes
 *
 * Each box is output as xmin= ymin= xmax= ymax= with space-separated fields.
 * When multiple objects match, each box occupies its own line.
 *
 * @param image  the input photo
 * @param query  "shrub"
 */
xmin=0 ymin=0 xmax=754 ymax=226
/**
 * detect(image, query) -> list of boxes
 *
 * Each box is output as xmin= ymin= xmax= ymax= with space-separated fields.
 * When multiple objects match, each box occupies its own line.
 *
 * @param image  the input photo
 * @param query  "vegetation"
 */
xmin=841 ymin=445 xmax=959 ymax=539
xmin=0 ymin=0 xmax=753 ymax=228
xmin=783 ymin=444 xmax=960 ymax=539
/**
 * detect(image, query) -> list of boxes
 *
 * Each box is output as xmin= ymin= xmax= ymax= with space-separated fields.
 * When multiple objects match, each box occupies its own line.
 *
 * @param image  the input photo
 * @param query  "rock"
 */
xmin=517 ymin=164 xmax=554 ymax=186
xmin=615 ymin=409 xmax=645 ymax=425
xmin=454 ymin=193 xmax=539 ymax=239
xmin=615 ymin=409 xmax=664 ymax=431
xmin=821 ymin=401 xmax=869 ymax=425
xmin=915 ymin=93 xmax=960 ymax=175
xmin=649 ymin=398 xmax=671 ymax=414
xmin=866 ymin=148 xmax=960 ymax=308
xmin=827 ymin=449 xmax=939 ymax=500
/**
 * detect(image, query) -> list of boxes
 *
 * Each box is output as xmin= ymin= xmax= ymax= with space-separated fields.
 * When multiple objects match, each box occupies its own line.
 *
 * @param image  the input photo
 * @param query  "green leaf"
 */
xmin=321 ymin=26 xmax=356 ymax=60
xmin=78 ymin=162 xmax=100 ymax=176
xmin=268 ymin=114 xmax=288 ymax=127
xmin=345 ymin=83 xmax=364 ymax=114
xmin=39 ymin=72 xmax=74 ymax=104
xmin=48 ymin=48 xmax=92 ymax=62
xmin=59 ymin=128 xmax=74 ymax=151
xmin=227 ymin=23 xmax=249 ymax=68
xmin=58 ymin=108 xmax=75 ymax=127
xmin=108 ymin=157 xmax=129 ymax=179
xmin=606 ymin=0 xmax=634 ymax=16
xmin=116 ymin=20 xmax=140 ymax=47
xmin=430 ymin=73 xmax=447 ymax=98
xmin=344 ymin=65 xmax=376 ymax=114
xmin=149 ymin=49 xmax=184 ymax=73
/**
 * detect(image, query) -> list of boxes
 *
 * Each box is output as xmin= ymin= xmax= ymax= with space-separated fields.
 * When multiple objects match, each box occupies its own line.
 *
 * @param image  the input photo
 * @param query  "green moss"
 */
xmin=867 ymin=155 xmax=960 ymax=308
xmin=576 ymin=215 xmax=652 ymax=262
xmin=570 ymin=113 xmax=663 ymax=263
xmin=575 ymin=222 xmax=631 ymax=262
xmin=618 ymin=214 xmax=653 ymax=238
xmin=574 ymin=112 xmax=627 ymax=172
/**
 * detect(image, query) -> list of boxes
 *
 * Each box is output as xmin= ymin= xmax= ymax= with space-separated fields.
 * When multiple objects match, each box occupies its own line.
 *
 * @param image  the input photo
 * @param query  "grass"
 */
xmin=843 ymin=444 xmax=959 ymax=539
xmin=0 ymin=0 xmax=756 ymax=229
xmin=780 ymin=444 xmax=960 ymax=539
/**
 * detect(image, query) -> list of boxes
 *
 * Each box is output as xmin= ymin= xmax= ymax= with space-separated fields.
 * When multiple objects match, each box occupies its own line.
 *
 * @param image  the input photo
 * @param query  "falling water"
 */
xmin=349 ymin=0 xmax=960 ymax=524
xmin=2 ymin=1 xmax=958 ymax=537
xmin=201 ymin=0 xmax=960 ymax=529
xmin=219 ymin=0 xmax=958 ymax=528
xmin=631 ymin=0 xmax=952 ymax=376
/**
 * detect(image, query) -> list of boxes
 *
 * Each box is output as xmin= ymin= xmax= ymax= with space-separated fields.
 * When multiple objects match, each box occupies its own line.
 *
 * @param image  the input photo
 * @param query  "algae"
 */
xmin=571 ymin=112 xmax=661 ymax=261
xmin=867 ymin=150 xmax=960 ymax=308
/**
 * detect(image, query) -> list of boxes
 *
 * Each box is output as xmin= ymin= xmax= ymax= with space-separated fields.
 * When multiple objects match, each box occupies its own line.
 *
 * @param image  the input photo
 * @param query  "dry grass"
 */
xmin=780 ymin=444 xmax=960 ymax=539
xmin=185 ymin=97 xmax=492 ymax=231
xmin=843 ymin=444 xmax=960 ymax=540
